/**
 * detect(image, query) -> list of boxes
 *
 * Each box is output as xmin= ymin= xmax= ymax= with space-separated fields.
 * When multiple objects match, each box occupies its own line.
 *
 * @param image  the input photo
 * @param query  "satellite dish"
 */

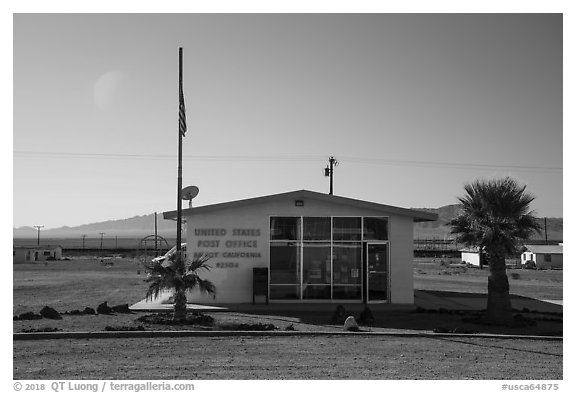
xmin=182 ymin=186 xmax=199 ymax=207
xmin=182 ymin=186 xmax=199 ymax=200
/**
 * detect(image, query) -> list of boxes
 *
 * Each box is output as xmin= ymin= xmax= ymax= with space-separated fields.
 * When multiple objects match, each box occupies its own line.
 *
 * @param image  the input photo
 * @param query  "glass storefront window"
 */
xmin=269 ymin=242 xmax=300 ymax=284
xmin=270 ymin=217 xmax=301 ymax=240
xmin=269 ymin=216 xmax=388 ymax=302
xmin=270 ymin=285 xmax=301 ymax=300
xmin=303 ymin=217 xmax=331 ymax=240
xmin=363 ymin=217 xmax=388 ymax=240
xmin=303 ymin=285 xmax=331 ymax=300
xmin=333 ymin=286 xmax=361 ymax=300
xmin=332 ymin=242 xmax=361 ymax=285
xmin=302 ymin=243 xmax=331 ymax=285
xmin=333 ymin=217 xmax=362 ymax=241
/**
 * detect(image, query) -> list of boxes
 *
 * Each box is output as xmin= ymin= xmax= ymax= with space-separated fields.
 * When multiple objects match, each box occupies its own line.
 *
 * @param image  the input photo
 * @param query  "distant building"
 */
xmin=460 ymin=247 xmax=482 ymax=267
xmin=521 ymin=244 xmax=563 ymax=270
xmin=13 ymin=245 xmax=63 ymax=264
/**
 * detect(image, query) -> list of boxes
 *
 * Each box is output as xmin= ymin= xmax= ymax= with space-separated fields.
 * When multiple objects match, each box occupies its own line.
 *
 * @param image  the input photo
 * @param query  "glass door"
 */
xmin=366 ymin=243 xmax=389 ymax=302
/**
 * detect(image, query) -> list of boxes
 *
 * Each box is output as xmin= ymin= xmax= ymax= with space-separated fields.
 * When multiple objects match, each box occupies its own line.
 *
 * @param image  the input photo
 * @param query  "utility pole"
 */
xmin=81 ymin=234 xmax=87 ymax=250
xmin=99 ymin=232 xmax=105 ymax=257
xmin=33 ymin=225 xmax=44 ymax=246
xmin=154 ymin=212 xmax=158 ymax=257
xmin=544 ymin=217 xmax=548 ymax=245
xmin=324 ymin=156 xmax=338 ymax=195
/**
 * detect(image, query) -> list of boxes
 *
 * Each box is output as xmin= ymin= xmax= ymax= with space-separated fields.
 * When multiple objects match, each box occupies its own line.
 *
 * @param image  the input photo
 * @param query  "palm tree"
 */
xmin=143 ymin=252 xmax=216 ymax=322
xmin=450 ymin=177 xmax=541 ymax=324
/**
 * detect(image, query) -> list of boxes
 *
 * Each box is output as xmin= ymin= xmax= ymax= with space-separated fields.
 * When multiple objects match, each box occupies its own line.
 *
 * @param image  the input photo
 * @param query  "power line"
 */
xmin=13 ymin=151 xmax=322 ymax=162
xmin=13 ymin=150 xmax=562 ymax=173
xmin=340 ymin=156 xmax=562 ymax=173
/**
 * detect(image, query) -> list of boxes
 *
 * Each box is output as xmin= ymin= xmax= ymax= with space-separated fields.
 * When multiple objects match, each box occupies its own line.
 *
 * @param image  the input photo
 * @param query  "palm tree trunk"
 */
xmin=173 ymin=287 xmax=187 ymax=322
xmin=486 ymin=249 xmax=512 ymax=324
xmin=172 ymin=250 xmax=187 ymax=322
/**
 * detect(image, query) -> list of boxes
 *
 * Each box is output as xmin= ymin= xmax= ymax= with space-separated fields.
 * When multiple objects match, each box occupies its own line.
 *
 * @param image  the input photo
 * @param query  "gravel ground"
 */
xmin=13 ymin=258 xmax=563 ymax=380
xmin=13 ymin=335 xmax=562 ymax=380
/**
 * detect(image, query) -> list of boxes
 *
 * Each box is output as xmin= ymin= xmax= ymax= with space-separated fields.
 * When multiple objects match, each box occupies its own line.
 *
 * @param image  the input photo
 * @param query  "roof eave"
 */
xmin=163 ymin=190 xmax=438 ymax=222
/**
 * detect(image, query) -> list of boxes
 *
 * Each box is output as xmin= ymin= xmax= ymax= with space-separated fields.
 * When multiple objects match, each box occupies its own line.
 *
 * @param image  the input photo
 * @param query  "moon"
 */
xmin=93 ymin=71 xmax=125 ymax=111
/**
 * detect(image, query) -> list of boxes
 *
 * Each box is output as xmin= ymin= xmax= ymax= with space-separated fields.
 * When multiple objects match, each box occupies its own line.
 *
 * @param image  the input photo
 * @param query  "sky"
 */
xmin=12 ymin=12 xmax=564 ymax=229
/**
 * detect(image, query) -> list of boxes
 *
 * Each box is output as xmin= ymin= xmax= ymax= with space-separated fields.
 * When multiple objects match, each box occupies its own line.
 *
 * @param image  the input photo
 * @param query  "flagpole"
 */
xmin=176 ymin=47 xmax=183 ymax=265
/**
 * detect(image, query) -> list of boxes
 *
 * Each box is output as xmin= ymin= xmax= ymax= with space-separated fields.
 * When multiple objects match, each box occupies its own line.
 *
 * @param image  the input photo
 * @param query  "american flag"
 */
xmin=179 ymin=82 xmax=187 ymax=137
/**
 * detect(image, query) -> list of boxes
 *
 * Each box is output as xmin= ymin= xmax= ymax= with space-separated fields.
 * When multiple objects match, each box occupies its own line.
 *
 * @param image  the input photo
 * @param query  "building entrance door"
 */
xmin=366 ymin=243 xmax=389 ymax=303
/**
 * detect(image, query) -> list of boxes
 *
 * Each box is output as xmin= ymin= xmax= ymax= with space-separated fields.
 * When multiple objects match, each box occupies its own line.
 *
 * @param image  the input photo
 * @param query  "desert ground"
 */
xmin=14 ymin=335 xmax=562 ymax=380
xmin=13 ymin=257 xmax=563 ymax=380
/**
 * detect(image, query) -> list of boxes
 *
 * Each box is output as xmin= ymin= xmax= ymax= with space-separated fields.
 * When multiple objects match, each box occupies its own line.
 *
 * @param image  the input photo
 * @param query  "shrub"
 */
xmin=331 ymin=305 xmax=347 ymax=324
xmin=358 ymin=306 xmax=375 ymax=325
xmin=105 ymin=325 xmax=146 ymax=331
xmin=220 ymin=323 xmax=277 ymax=331
xmin=22 ymin=327 xmax=61 ymax=333
xmin=136 ymin=312 xmax=214 ymax=326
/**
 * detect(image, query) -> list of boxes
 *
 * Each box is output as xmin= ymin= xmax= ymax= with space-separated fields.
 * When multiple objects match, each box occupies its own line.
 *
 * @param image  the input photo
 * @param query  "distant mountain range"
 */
xmin=13 ymin=213 xmax=178 ymax=239
xmin=14 ymin=204 xmax=562 ymax=242
xmin=413 ymin=204 xmax=563 ymax=242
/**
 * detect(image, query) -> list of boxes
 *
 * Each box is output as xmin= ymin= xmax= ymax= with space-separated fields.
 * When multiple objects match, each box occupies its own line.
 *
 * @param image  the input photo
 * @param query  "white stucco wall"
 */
xmin=13 ymin=247 xmax=62 ymax=264
xmin=388 ymin=216 xmax=414 ymax=304
xmin=181 ymin=196 xmax=418 ymax=304
xmin=521 ymin=252 xmax=562 ymax=269
xmin=534 ymin=253 xmax=563 ymax=269
xmin=461 ymin=251 xmax=480 ymax=267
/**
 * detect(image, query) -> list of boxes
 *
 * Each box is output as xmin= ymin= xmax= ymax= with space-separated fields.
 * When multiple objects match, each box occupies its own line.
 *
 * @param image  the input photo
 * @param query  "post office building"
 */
xmin=164 ymin=190 xmax=437 ymax=305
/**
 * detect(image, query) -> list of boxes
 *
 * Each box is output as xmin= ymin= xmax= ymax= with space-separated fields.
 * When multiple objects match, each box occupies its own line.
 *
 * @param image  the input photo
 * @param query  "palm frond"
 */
xmin=450 ymin=177 xmax=541 ymax=253
xmin=143 ymin=253 xmax=216 ymax=302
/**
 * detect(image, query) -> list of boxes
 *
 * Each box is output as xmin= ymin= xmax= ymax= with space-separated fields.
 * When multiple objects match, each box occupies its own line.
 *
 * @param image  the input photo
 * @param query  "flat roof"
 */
xmin=13 ymin=245 xmax=62 ymax=250
xmin=164 ymin=189 xmax=438 ymax=222
xmin=524 ymin=244 xmax=563 ymax=254
xmin=459 ymin=247 xmax=480 ymax=253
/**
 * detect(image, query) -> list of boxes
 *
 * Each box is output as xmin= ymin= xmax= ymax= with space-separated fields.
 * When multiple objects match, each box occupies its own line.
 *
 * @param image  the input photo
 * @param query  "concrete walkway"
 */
xmin=130 ymin=290 xmax=562 ymax=314
xmin=130 ymin=290 xmax=227 ymax=312
xmin=414 ymin=290 xmax=562 ymax=313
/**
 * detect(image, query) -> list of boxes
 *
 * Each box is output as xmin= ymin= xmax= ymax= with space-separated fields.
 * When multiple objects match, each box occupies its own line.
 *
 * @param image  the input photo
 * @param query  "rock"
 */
xmin=96 ymin=302 xmax=113 ymax=315
xmin=84 ymin=307 xmax=96 ymax=315
xmin=40 ymin=306 xmax=62 ymax=320
xmin=285 ymin=324 xmax=295 ymax=331
xmin=18 ymin=312 xmax=43 ymax=320
xmin=344 ymin=316 xmax=359 ymax=331
xmin=111 ymin=304 xmax=131 ymax=313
